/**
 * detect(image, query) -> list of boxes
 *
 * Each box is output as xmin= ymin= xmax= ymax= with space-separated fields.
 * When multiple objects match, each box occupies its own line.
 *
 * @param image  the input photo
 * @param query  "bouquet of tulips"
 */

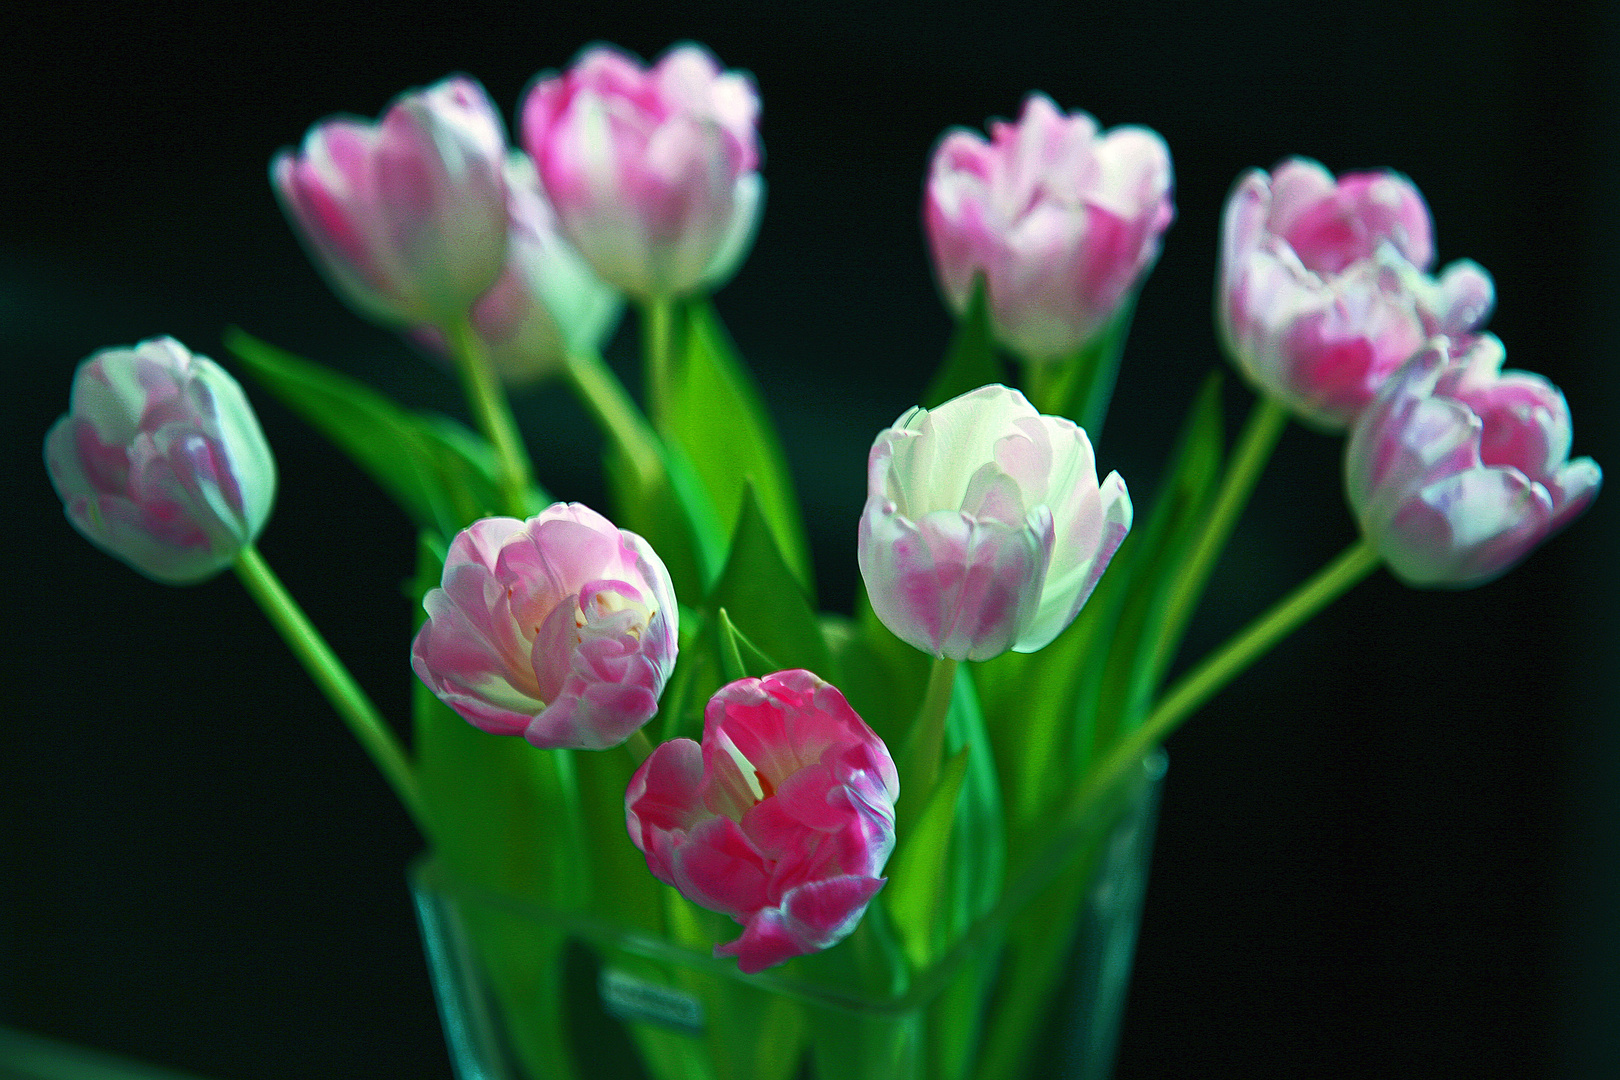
xmin=41 ymin=38 xmax=1600 ymax=1080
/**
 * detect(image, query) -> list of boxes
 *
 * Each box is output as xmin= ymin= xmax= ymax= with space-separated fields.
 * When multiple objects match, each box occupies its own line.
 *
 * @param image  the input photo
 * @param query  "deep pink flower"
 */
xmin=1220 ymin=158 xmax=1495 ymax=430
xmin=519 ymin=43 xmax=762 ymax=299
xmin=625 ymin=670 xmax=898 ymax=974
xmin=1345 ymin=335 xmax=1600 ymax=587
xmin=273 ymin=75 xmax=509 ymax=327
xmin=411 ymin=504 xmax=678 ymax=750
xmin=924 ymin=93 xmax=1174 ymax=362
xmin=44 ymin=337 xmax=276 ymax=585
xmin=859 ymin=384 xmax=1131 ymax=661
xmin=411 ymin=151 xmax=623 ymax=385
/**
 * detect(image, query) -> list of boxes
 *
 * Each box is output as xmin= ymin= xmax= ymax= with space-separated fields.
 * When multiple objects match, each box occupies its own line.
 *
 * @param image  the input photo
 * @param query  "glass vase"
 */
xmin=410 ymin=750 xmax=1165 ymax=1080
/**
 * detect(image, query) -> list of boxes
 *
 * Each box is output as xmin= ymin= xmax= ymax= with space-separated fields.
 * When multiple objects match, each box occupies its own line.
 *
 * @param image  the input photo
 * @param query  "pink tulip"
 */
xmin=410 ymin=504 xmax=678 ymax=750
xmin=1345 ymin=335 xmax=1600 ymax=587
xmin=411 ymin=152 xmax=624 ymax=385
xmin=519 ymin=43 xmax=763 ymax=299
xmin=273 ymin=75 xmax=510 ymax=327
xmin=924 ymin=93 xmax=1174 ymax=362
xmin=44 ymin=337 xmax=276 ymax=584
xmin=1220 ymin=157 xmax=1495 ymax=430
xmin=859 ymin=384 xmax=1132 ymax=661
xmin=625 ymin=670 xmax=898 ymax=974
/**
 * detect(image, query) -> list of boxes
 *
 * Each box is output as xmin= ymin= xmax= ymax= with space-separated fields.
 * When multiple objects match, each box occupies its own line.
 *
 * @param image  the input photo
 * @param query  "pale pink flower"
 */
xmin=625 ymin=669 xmax=898 ymax=974
xmin=519 ymin=42 xmax=763 ymax=299
xmin=1220 ymin=157 xmax=1495 ymax=430
xmin=924 ymin=93 xmax=1173 ymax=362
xmin=859 ymin=384 xmax=1131 ymax=661
xmin=1345 ymin=335 xmax=1600 ymax=587
xmin=411 ymin=152 xmax=624 ymax=385
xmin=273 ymin=75 xmax=509 ymax=327
xmin=411 ymin=504 xmax=678 ymax=749
xmin=44 ymin=337 xmax=276 ymax=584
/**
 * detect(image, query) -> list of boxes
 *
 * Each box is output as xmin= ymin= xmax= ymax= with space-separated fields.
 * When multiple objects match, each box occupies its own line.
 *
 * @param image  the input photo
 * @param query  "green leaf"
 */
xmin=942 ymin=664 xmax=1005 ymax=939
xmin=923 ymin=276 xmax=1004 ymax=409
xmin=705 ymin=483 xmax=833 ymax=690
xmin=658 ymin=300 xmax=815 ymax=598
xmin=225 ymin=328 xmax=541 ymax=537
xmin=1022 ymin=291 xmax=1138 ymax=447
xmin=882 ymin=746 xmax=972 ymax=969
xmin=716 ymin=608 xmax=782 ymax=684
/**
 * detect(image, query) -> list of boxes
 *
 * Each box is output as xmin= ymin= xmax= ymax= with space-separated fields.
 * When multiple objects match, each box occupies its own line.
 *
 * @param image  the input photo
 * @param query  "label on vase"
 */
xmin=599 ymin=968 xmax=705 ymax=1034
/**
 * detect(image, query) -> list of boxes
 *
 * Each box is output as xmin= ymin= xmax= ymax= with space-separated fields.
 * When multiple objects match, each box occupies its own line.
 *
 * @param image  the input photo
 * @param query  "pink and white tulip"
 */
xmin=626 ymin=669 xmax=898 ymax=974
xmin=1345 ymin=335 xmax=1600 ymax=587
xmin=859 ymin=384 xmax=1132 ymax=661
xmin=519 ymin=43 xmax=763 ymax=299
xmin=273 ymin=75 xmax=510 ymax=327
xmin=1220 ymin=158 xmax=1495 ymax=430
xmin=411 ymin=152 xmax=624 ymax=385
xmin=44 ymin=337 xmax=276 ymax=585
xmin=411 ymin=504 xmax=678 ymax=750
xmin=924 ymin=93 xmax=1174 ymax=362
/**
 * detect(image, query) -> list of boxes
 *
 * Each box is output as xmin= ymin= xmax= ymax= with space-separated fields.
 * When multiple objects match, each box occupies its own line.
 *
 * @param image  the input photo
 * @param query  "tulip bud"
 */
xmin=44 ymin=337 xmax=276 ymax=585
xmin=858 ymin=384 xmax=1132 ymax=661
xmin=410 ymin=504 xmax=678 ymax=750
xmin=519 ymin=43 xmax=763 ymax=299
xmin=273 ymin=75 xmax=510 ymax=327
xmin=1345 ymin=335 xmax=1600 ymax=587
xmin=924 ymin=93 xmax=1174 ymax=362
xmin=626 ymin=669 xmax=898 ymax=974
xmin=410 ymin=152 xmax=624 ymax=385
xmin=1220 ymin=158 xmax=1495 ymax=430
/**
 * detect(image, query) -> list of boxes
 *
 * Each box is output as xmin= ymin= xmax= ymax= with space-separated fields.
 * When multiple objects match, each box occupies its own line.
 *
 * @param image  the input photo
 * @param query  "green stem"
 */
xmin=897 ymin=656 xmax=958 ymax=838
xmin=1067 ymin=537 xmax=1380 ymax=830
xmin=446 ymin=314 xmax=534 ymax=518
xmin=626 ymin=728 xmax=654 ymax=767
xmin=641 ymin=297 xmax=677 ymax=430
xmin=233 ymin=544 xmax=427 ymax=831
xmin=1148 ymin=395 xmax=1289 ymax=686
xmin=561 ymin=347 xmax=663 ymax=491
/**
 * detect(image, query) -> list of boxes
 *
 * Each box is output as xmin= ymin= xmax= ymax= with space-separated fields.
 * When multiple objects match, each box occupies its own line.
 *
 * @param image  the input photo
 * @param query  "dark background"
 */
xmin=4 ymin=1 xmax=1617 ymax=1076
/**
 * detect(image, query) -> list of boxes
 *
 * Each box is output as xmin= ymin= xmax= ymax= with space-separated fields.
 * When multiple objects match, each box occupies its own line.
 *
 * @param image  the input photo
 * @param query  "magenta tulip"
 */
xmin=1220 ymin=157 xmax=1495 ymax=430
xmin=859 ymin=384 xmax=1132 ymax=661
xmin=273 ymin=75 xmax=509 ymax=327
xmin=924 ymin=93 xmax=1174 ymax=362
xmin=1345 ymin=335 xmax=1600 ymax=587
xmin=44 ymin=337 xmax=276 ymax=585
xmin=411 ymin=504 xmax=678 ymax=750
xmin=520 ymin=43 xmax=763 ymax=299
xmin=626 ymin=669 xmax=898 ymax=973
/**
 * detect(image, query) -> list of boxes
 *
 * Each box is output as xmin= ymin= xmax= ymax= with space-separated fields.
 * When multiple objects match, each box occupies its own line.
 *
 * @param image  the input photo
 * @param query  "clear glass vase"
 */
xmin=411 ymin=750 xmax=1165 ymax=1080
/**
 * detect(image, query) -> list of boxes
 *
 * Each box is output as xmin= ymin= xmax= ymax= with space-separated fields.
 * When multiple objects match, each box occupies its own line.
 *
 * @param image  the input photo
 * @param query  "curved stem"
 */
xmin=1066 ymin=537 xmax=1380 ymax=830
xmin=1148 ymin=394 xmax=1289 ymax=683
xmin=446 ymin=314 xmax=533 ymax=518
xmin=897 ymin=656 xmax=958 ymax=839
xmin=561 ymin=347 xmax=663 ymax=491
xmin=233 ymin=544 xmax=427 ymax=832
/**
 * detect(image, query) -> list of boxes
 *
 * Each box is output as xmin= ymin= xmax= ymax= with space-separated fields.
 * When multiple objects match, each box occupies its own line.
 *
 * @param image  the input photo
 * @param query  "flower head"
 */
xmin=1220 ymin=158 xmax=1495 ymax=430
xmin=859 ymin=384 xmax=1131 ymax=660
xmin=520 ymin=42 xmax=763 ymax=299
xmin=273 ymin=75 xmax=510 ymax=327
xmin=924 ymin=93 xmax=1174 ymax=362
xmin=45 ymin=337 xmax=276 ymax=585
xmin=1345 ymin=335 xmax=1600 ymax=587
xmin=411 ymin=504 xmax=678 ymax=749
xmin=626 ymin=670 xmax=898 ymax=973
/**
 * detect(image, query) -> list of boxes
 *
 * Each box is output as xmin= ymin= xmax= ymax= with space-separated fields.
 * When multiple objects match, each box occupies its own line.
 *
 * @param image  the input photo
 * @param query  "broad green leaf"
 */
xmin=225 ymin=328 xmax=537 ymax=537
xmin=883 ymin=746 xmax=972 ymax=969
xmin=717 ymin=608 xmax=782 ymax=684
xmin=923 ymin=276 xmax=1004 ymax=409
xmin=705 ymin=483 xmax=833 ymax=693
xmin=1021 ymin=292 xmax=1138 ymax=448
xmin=657 ymin=299 xmax=814 ymax=598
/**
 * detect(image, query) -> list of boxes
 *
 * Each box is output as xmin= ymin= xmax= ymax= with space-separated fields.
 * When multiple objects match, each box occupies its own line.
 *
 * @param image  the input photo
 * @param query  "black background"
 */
xmin=3 ymin=2 xmax=1617 ymax=1077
